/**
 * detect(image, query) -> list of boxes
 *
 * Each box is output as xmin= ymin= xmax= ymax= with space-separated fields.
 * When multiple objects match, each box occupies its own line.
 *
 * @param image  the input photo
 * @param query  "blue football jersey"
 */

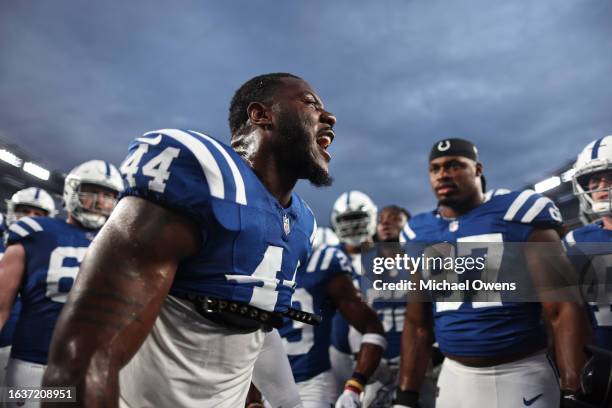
xmin=401 ymin=189 xmax=562 ymax=357
xmin=279 ymin=244 xmax=353 ymax=382
xmin=5 ymin=217 xmax=95 ymax=364
xmin=564 ymin=221 xmax=612 ymax=350
xmin=119 ymin=129 xmax=317 ymax=313
xmin=330 ymin=250 xmax=404 ymax=361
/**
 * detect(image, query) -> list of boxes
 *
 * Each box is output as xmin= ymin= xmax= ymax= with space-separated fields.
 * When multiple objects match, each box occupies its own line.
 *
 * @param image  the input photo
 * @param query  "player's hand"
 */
xmin=335 ymin=389 xmax=361 ymax=408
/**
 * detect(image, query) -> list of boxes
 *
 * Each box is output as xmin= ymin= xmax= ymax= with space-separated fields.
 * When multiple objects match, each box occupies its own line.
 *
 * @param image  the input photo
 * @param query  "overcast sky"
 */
xmin=1 ymin=0 xmax=611 ymax=224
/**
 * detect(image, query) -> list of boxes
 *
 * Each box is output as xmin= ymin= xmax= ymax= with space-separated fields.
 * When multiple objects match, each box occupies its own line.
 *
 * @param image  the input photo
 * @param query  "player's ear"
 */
xmin=247 ymin=102 xmax=273 ymax=130
xmin=475 ymin=162 xmax=483 ymax=177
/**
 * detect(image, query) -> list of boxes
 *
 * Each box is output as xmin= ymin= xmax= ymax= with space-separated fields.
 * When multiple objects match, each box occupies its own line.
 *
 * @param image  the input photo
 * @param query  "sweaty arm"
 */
xmin=41 ymin=196 xmax=200 ymax=407
xmin=0 ymin=243 xmax=25 ymax=330
xmin=328 ymin=273 xmax=384 ymax=380
xmin=397 ymin=300 xmax=433 ymax=394
xmin=526 ymin=228 xmax=591 ymax=391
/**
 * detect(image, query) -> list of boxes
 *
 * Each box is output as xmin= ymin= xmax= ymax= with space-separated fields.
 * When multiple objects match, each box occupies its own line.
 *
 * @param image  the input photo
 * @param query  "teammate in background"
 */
xmin=42 ymin=73 xmax=335 ymax=408
xmin=564 ymin=135 xmax=612 ymax=351
xmin=329 ymin=191 xmax=378 ymax=386
xmin=327 ymin=194 xmax=411 ymax=407
xmin=0 ymin=188 xmax=57 ymax=387
xmin=394 ymin=138 xmax=590 ymax=408
xmin=272 ymin=239 xmax=384 ymax=407
xmin=0 ymin=162 xmax=122 ymax=406
xmin=376 ymin=205 xmax=410 ymax=242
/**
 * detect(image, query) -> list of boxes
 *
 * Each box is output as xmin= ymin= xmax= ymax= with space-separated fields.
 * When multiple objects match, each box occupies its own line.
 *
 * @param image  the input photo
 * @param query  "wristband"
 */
xmin=350 ymin=371 xmax=368 ymax=385
xmin=361 ymin=333 xmax=388 ymax=350
xmin=394 ymin=388 xmax=419 ymax=406
xmin=345 ymin=378 xmax=365 ymax=394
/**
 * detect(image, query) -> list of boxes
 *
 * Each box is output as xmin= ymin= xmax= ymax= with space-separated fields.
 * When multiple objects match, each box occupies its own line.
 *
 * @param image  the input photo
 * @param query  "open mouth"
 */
xmin=316 ymin=130 xmax=334 ymax=161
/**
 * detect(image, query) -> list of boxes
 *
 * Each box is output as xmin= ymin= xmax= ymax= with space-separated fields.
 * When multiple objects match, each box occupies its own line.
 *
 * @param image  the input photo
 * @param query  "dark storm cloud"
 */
xmin=1 ymin=0 xmax=611 ymax=222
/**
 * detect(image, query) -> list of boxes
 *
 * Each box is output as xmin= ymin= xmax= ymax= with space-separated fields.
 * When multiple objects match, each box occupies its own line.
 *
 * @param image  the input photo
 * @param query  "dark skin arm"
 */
xmin=41 ymin=197 xmax=200 ymax=407
xmin=397 ymin=300 xmax=433 ymax=392
xmin=525 ymin=228 xmax=591 ymax=391
xmin=327 ymin=273 xmax=384 ymax=380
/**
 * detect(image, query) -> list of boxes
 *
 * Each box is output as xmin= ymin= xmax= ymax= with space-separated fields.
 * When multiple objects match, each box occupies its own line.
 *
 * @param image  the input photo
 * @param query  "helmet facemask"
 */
xmin=65 ymin=179 xmax=118 ymax=230
xmin=573 ymin=162 xmax=612 ymax=218
xmin=334 ymin=211 xmax=375 ymax=247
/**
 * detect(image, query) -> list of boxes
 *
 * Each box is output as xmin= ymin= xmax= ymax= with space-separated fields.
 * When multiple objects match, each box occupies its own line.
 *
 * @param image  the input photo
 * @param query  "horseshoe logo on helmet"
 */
xmin=438 ymin=141 xmax=451 ymax=151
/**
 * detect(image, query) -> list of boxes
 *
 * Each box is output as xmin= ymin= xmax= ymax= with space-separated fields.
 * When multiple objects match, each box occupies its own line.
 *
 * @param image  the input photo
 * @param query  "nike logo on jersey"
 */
xmin=523 ymin=393 xmax=543 ymax=406
xmin=136 ymin=134 xmax=163 ymax=145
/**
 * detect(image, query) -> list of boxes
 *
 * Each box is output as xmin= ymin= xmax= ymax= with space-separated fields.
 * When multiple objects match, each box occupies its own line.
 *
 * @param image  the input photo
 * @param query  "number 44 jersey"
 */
xmin=401 ymin=189 xmax=563 ymax=357
xmin=5 ymin=217 xmax=95 ymax=364
xmin=119 ymin=129 xmax=317 ymax=313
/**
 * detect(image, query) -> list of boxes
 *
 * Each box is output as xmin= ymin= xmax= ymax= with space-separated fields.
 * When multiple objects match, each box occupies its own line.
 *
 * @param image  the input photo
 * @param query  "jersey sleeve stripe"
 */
xmin=306 ymin=247 xmax=324 ymax=272
xmin=520 ymin=197 xmax=552 ymax=223
xmin=309 ymin=217 xmax=318 ymax=245
xmin=503 ymin=190 xmax=536 ymax=221
xmin=188 ymin=130 xmax=248 ymax=205
xmin=145 ymin=129 xmax=226 ymax=201
xmin=20 ymin=217 xmax=43 ymax=232
xmin=403 ymin=223 xmax=416 ymax=240
xmin=319 ymin=247 xmax=337 ymax=271
xmin=8 ymin=223 xmax=29 ymax=237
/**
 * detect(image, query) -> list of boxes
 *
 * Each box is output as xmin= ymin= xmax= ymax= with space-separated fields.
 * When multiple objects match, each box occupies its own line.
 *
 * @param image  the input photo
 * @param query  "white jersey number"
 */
xmin=120 ymin=143 xmax=180 ymax=193
xmin=46 ymin=246 xmax=88 ymax=303
xmin=281 ymin=288 xmax=315 ymax=355
xmin=435 ymin=233 xmax=504 ymax=313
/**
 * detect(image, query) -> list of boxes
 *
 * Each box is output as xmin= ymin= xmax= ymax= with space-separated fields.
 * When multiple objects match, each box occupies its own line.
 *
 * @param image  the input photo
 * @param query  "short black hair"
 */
xmin=381 ymin=205 xmax=411 ymax=221
xmin=228 ymin=72 xmax=301 ymax=138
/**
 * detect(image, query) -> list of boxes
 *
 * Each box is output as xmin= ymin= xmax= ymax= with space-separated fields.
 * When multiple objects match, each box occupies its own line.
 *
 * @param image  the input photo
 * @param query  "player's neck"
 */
xmin=602 ymin=216 xmax=612 ymax=230
xmin=249 ymin=149 xmax=297 ymax=208
xmin=438 ymin=192 xmax=484 ymax=218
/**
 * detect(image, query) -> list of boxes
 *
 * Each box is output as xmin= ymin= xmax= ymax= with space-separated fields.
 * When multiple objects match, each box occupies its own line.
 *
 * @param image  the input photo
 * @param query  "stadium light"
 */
xmin=561 ymin=168 xmax=576 ymax=183
xmin=23 ymin=161 xmax=50 ymax=180
xmin=534 ymin=176 xmax=561 ymax=193
xmin=0 ymin=148 xmax=23 ymax=167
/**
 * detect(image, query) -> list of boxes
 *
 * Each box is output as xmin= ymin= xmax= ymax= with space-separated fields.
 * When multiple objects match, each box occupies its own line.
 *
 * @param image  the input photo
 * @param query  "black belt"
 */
xmin=183 ymin=294 xmax=322 ymax=333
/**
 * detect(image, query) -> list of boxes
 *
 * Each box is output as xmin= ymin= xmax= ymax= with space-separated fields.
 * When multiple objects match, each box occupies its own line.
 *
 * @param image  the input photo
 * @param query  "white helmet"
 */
xmin=6 ymin=187 xmax=57 ymax=225
xmin=573 ymin=135 xmax=612 ymax=217
xmin=330 ymin=191 xmax=377 ymax=247
xmin=63 ymin=160 xmax=124 ymax=229
xmin=312 ymin=226 xmax=340 ymax=249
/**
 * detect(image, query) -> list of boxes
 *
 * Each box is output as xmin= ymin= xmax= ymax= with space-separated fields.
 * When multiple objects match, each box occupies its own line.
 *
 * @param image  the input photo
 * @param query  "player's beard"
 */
xmin=277 ymin=107 xmax=333 ymax=187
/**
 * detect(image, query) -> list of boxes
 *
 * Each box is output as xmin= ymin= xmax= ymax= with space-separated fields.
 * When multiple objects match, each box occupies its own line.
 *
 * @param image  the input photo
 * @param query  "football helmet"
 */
xmin=573 ymin=136 xmax=612 ymax=217
xmin=312 ymin=226 xmax=340 ymax=249
xmin=63 ymin=160 xmax=123 ymax=229
xmin=561 ymin=345 xmax=612 ymax=408
xmin=331 ymin=191 xmax=377 ymax=247
xmin=6 ymin=187 xmax=57 ymax=225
